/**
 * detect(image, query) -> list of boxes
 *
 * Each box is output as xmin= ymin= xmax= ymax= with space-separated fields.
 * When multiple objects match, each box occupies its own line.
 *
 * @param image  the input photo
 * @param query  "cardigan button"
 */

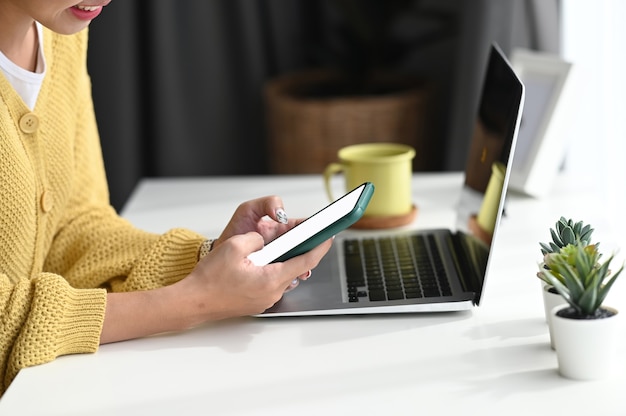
xmin=19 ymin=113 xmax=39 ymax=133
xmin=40 ymin=190 xmax=54 ymax=213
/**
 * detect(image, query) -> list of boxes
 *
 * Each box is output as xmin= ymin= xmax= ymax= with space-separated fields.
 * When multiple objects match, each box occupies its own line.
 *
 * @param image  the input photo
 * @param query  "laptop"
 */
xmin=261 ymin=43 xmax=525 ymax=317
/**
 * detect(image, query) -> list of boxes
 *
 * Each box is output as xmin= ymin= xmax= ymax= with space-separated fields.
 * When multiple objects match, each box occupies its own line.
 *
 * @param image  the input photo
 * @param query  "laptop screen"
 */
xmin=464 ymin=44 xmax=525 ymax=194
xmin=457 ymin=44 xmax=525 ymax=305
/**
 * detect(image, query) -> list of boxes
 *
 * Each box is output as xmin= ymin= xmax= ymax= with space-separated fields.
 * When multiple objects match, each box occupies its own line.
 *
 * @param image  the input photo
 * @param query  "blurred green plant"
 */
xmin=539 ymin=244 xmax=623 ymax=318
xmin=539 ymin=217 xmax=595 ymax=256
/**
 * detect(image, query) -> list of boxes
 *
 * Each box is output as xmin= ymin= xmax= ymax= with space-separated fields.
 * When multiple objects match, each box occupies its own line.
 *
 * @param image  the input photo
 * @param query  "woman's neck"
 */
xmin=0 ymin=20 xmax=39 ymax=72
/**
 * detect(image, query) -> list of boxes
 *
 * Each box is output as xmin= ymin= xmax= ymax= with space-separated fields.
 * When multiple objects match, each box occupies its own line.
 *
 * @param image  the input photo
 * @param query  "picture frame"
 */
xmin=508 ymin=49 xmax=574 ymax=197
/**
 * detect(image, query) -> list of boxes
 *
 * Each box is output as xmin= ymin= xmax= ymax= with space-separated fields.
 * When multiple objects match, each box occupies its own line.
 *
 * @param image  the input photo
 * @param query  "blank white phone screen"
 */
xmin=247 ymin=185 xmax=365 ymax=266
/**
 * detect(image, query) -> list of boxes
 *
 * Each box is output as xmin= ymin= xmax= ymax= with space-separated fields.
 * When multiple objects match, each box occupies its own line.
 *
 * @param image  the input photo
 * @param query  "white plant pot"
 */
xmin=542 ymin=284 xmax=567 ymax=349
xmin=551 ymin=305 xmax=620 ymax=380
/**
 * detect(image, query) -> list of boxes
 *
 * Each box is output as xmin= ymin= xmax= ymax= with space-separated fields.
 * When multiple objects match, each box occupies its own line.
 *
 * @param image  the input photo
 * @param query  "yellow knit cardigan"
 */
xmin=0 ymin=28 xmax=205 ymax=395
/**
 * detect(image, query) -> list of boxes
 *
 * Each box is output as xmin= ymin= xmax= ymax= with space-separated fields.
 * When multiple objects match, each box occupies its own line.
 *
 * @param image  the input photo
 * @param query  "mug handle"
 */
xmin=323 ymin=162 xmax=344 ymax=202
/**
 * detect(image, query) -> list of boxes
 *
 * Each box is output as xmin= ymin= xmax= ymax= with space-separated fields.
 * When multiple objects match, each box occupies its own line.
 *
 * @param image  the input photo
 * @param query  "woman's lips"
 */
xmin=69 ymin=4 xmax=105 ymax=21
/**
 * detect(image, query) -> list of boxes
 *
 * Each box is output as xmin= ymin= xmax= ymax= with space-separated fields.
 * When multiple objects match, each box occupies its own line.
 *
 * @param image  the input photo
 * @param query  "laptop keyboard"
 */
xmin=343 ymin=234 xmax=452 ymax=302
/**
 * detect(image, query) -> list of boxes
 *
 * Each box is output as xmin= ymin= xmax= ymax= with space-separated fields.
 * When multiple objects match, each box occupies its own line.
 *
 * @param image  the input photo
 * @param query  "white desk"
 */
xmin=1 ymin=173 xmax=625 ymax=416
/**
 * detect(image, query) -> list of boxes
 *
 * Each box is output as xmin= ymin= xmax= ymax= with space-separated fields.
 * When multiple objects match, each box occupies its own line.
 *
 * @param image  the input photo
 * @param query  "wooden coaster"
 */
xmin=351 ymin=204 xmax=418 ymax=229
xmin=468 ymin=215 xmax=493 ymax=245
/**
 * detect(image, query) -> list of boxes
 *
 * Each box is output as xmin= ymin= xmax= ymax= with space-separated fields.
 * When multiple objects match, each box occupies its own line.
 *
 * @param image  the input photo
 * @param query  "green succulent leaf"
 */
xmin=538 ymin=244 xmax=622 ymax=317
xmin=539 ymin=242 xmax=553 ymax=255
xmin=597 ymin=263 xmax=624 ymax=306
xmin=578 ymin=276 xmax=599 ymax=315
xmin=539 ymin=217 xmax=595 ymax=256
xmin=541 ymin=268 xmax=574 ymax=307
xmin=562 ymin=227 xmax=575 ymax=246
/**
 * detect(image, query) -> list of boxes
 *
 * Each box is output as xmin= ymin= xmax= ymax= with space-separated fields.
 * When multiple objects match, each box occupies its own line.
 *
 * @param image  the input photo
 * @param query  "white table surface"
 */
xmin=1 ymin=173 xmax=625 ymax=416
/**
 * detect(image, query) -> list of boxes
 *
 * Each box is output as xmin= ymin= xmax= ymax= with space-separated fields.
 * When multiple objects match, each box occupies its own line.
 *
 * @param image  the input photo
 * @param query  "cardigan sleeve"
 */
xmin=0 ymin=273 xmax=106 ymax=394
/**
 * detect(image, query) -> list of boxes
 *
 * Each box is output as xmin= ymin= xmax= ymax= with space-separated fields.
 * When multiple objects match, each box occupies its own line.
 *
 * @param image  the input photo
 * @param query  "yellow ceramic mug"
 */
xmin=323 ymin=143 xmax=415 ymax=218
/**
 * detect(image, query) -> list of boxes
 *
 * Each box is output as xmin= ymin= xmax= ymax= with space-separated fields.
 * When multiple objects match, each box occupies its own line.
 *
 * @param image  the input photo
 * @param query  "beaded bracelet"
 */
xmin=198 ymin=239 xmax=216 ymax=261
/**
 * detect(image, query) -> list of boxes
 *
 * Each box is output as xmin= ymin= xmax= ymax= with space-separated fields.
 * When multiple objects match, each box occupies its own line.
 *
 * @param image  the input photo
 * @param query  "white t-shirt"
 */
xmin=0 ymin=22 xmax=46 ymax=110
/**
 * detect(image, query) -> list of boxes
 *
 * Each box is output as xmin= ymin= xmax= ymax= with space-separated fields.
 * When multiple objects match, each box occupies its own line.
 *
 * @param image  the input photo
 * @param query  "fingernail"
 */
xmin=285 ymin=278 xmax=300 ymax=293
xmin=276 ymin=208 xmax=288 ymax=224
xmin=304 ymin=270 xmax=312 ymax=279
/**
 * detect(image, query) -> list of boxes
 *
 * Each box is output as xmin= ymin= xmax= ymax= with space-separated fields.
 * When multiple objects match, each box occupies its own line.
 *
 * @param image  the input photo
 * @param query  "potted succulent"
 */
xmin=538 ymin=244 xmax=624 ymax=380
xmin=537 ymin=218 xmax=594 ymax=330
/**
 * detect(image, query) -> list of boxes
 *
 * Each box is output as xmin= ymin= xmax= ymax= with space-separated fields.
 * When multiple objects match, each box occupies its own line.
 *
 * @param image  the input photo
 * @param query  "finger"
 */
xmin=284 ymin=278 xmax=300 ymax=293
xmin=276 ymin=238 xmax=334 ymax=282
xmin=233 ymin=196 xmax=286 ymax=224
xmin=260 ymin=195 xmax=288 ymax=224
xmin=259 ymin=238 xmax=333 ymax=293
xmin=298 ymin=270 xmax=312 ymax=281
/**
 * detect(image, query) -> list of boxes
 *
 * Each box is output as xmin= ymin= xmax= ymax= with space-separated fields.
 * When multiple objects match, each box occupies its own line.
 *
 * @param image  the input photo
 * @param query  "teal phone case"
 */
xmin=272 ymin=182 xmax=375 ymax=263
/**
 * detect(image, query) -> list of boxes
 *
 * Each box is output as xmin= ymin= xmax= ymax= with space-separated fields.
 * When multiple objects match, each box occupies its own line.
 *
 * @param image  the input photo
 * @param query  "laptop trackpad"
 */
xmin=264 ymin=250 xmax=344 ymax=314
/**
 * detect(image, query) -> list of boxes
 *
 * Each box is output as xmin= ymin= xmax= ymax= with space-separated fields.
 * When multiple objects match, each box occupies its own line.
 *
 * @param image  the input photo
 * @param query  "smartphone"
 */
xmin=247 ymin=182 xmax=375 ymax=266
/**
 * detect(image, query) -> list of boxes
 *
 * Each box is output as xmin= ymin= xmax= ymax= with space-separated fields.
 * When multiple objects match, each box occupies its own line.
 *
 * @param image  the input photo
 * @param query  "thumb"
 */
xmin=228 ymin=232 xmax=265 ymax=258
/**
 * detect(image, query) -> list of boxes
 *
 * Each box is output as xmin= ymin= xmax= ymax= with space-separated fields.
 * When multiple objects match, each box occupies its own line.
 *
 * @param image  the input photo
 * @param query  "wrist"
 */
xmin=167 ymin=273 xmax=214 ymax=328
xmin=102 ymin=285 xmax=194 ymax=343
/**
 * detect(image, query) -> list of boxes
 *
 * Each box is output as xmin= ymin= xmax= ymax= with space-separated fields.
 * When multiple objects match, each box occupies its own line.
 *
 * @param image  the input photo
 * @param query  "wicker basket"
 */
xmin=264 ymin=70 xmax=436 ymax=174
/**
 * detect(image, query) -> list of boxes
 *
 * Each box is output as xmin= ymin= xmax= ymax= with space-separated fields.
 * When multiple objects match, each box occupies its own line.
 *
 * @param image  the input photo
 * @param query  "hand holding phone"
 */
xmin=247 ymin=182 xmax=374 ymax=266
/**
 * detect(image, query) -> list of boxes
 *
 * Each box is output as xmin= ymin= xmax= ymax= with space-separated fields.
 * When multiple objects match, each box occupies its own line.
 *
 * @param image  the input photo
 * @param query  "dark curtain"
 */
xmin=87 ymin=0 xmax=560 ymax=211
xmin=89 ymin=0 xmax=309 ymax=209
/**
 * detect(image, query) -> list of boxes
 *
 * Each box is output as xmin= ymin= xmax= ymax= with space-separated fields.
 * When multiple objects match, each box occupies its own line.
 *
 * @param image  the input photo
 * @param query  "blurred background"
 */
xmin=87 ymin=0 xmax=560 ymax=210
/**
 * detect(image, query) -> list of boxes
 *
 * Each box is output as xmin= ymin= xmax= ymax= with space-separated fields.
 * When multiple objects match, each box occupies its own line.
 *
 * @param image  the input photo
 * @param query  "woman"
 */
xmin=0 ymin=0 xmax=332 ymax=395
